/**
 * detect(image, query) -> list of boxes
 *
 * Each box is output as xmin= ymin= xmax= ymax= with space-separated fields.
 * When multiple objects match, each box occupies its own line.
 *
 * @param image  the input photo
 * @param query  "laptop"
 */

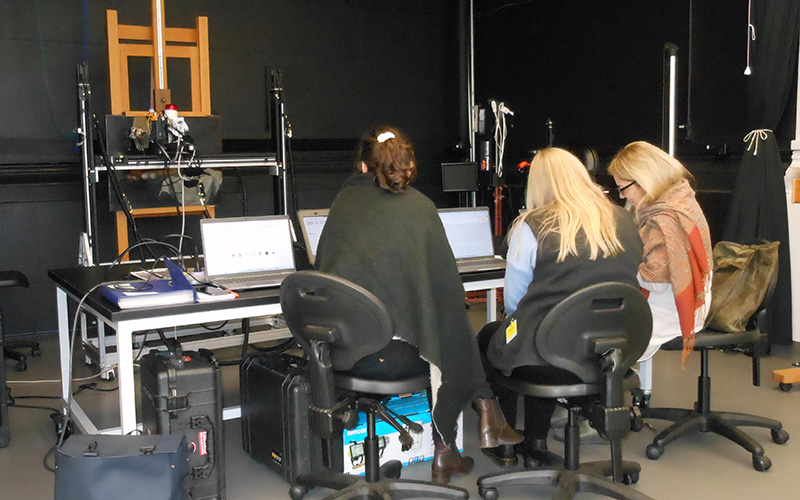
xmin=199 ymin=215 xmax=296 ymax=290
xmin=438 ymin=207 xmax=506 ymax=273
xmin=296 ymin=209 xmax=329 ymax=266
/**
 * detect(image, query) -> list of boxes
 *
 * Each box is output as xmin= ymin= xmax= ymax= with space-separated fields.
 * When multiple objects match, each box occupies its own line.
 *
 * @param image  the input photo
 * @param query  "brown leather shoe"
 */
xmin=431 ymin=441 xmax=474 ymax=485
xmin=474 ymin=398 xmax=524 ymax=448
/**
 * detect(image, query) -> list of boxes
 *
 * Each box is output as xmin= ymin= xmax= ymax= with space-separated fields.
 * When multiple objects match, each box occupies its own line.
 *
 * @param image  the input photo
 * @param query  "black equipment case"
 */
xmin=140 ymin=348 xmax=225 ymax=500
xmin=240 ymin=352 xmax=341 ymax=483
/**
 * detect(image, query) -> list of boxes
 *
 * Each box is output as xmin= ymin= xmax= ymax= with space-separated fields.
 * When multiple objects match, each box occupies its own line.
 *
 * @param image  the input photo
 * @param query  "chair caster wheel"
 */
xmin=630 ymin=416 xmax=644 ymax=432
xmin=523 ymin=456 xmax=541 ymax=469
xmin=101 ymin=370 xmax=116 ymax=381
xmin=380 ymin=460 xmax=402 ymax=479
xmin=15 ymin=360 xmax=27 ymax=372
xmin=646 ymin=443 xmax=663 ymax=460
xmin=779 ymin=382 xmax=792 ymax=392
xmin=289 ymin=485 xmax=308 ymax=500
xmin=752 ymin=454 xmax=771 ymax=471
xmin=631 ymin=391 xmax=650 ymax=408
xmin=623 ymin=471 xmax=639 ymax=485
xmin=771 ymin=428 xmax=790 ymax=444
xmin=31 ymin=345 xmax=42 ymax=357
xmin=479 ymin=486 xmax=499 ymax=500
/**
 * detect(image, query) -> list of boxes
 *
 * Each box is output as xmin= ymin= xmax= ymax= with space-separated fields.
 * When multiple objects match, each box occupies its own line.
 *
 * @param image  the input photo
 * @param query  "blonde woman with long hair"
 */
xmin=608 ymin=141 xmax=712 ymax=364
xmin=477 ymin=147 xmax=643 ymax=466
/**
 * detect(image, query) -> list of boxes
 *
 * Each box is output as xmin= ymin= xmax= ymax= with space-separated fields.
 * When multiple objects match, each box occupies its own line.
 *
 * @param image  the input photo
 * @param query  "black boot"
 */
xmin=481 ymin=444 xmax=518 ymax=468
xmin=519 ymin=437 xmax=562 ymax=468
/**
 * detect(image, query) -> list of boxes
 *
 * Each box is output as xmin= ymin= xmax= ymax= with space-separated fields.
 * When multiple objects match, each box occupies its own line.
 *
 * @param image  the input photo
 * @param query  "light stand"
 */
xmin=466 ymin=0 xmax=477 ymax=207
xmin=271 ymin=70 xmax=290 ymax=216
xmin=77 ymin=61 xmax=98 ymax=265
xmin=662 ymin=43 xmax=679 ymax=157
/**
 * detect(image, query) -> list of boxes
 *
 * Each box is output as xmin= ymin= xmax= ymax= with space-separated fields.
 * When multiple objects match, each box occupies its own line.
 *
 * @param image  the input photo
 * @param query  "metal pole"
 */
xmin=279 ymin=100 xmax=289 ymax=216
xmin=271 ymin=71 xmax=289 ymax=216
xmin=468 ymin=0 xmax=477 ymax=207
xmin=663 ymin=43 xmax=679 ymax=157
xmin=154 ymin=0 xmax=166 ymax=90
xmin=77 ymin=62 xmax=97 ymax=264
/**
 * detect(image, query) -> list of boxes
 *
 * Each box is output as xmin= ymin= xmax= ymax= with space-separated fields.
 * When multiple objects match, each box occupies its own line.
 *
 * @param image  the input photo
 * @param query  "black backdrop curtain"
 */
xmin=724 ymin=132 xmax=792 ymax=344
xmin=746 ymin=0 xmax=800 ymax=128
xmin=723 ymin=0 xmax=800 ymax=345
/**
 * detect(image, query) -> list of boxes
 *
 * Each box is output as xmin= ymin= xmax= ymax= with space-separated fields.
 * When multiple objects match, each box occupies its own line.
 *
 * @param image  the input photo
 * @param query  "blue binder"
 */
xmin=101 ymin=260 xmax=197 ymax=309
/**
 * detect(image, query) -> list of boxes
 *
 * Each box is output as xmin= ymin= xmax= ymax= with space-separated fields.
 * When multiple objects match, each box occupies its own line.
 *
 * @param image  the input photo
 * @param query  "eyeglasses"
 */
xmin=615 ymin=180 xmax=636 ymax=194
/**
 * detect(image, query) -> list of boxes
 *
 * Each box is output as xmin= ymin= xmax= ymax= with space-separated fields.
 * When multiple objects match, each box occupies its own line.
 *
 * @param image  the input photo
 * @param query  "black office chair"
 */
xmin=639 ymin=260 xmax=790 ymax=471
xmin=279 ymin=270 xmax=469 ymax=500
xmin=0 ymin=271 xmax=40 ymax=372
xmin=477 ymin=282 xmax=654 ymax=500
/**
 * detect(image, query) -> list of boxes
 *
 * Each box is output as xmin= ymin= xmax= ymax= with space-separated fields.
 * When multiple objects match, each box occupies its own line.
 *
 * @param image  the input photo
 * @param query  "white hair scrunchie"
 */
xmin=376 ymin=131 xmax=395 ymax=143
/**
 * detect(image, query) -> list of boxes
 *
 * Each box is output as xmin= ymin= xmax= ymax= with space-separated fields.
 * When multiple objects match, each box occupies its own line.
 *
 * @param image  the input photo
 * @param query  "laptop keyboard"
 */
xmin=214 ymin=272 xmax=290 ymax=289
xmin=457 ymin=257 xmax=505 ymax=272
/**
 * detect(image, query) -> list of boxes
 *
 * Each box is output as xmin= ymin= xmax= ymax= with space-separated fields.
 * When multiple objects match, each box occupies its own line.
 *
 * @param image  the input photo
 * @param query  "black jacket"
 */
xmin=488 ymin=205 xmax=643 ymax=375
xmin=316 ymin=173 xmax=475 ymax=445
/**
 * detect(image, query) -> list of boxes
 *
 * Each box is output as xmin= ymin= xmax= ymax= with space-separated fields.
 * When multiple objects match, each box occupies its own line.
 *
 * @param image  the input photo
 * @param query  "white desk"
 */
xmin=49 ymin=266 xmax=504 ymax=435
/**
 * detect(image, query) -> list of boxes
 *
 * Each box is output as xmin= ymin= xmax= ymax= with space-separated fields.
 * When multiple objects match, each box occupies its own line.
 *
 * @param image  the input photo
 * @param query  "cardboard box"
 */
xmin=341 ymin=391 xmax=463 ymax=475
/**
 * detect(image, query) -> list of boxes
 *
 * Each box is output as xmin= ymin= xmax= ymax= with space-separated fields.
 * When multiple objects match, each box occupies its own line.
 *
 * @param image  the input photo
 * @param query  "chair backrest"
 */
xmin=535 ymin=282 xmax=652 ymax=384
xmin=280 ymin=270 xmax=394 ymax=372
xmin=751 ymin=248 xmax=779 ymax=331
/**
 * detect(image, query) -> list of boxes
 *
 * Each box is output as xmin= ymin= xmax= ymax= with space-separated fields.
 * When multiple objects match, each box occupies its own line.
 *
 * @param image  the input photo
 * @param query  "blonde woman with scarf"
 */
xmin=608 ymin=141 xmax=713 ymax=364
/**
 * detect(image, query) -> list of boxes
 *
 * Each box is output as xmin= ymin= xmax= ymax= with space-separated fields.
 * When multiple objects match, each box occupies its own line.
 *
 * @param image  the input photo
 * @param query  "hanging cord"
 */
xmin=233 ymin=168 xmax=249 ymax=216
xmin=93 ymin=115 xmax=154 ymax=262
xmin=744 ymin=0 xmax=756 ymax=76
xmin=743 ymin=129 xmax=770 ymax=156
xmin=491 ymin=100 xmax=513 ymax=178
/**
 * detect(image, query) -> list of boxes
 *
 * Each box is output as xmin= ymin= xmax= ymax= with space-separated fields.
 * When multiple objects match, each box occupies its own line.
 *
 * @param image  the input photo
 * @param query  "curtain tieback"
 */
xmin=743 ymin=129 xmax=771 ymax=156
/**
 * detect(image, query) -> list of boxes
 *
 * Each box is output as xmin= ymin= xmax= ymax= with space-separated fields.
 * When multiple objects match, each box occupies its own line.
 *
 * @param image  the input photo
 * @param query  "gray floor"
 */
xmin=2 ymin=309 xmax=799 ymax=499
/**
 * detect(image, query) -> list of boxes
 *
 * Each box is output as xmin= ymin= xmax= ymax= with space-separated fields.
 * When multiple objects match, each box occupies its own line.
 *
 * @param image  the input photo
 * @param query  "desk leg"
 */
xmin=116 ymin=325 xmax=137 ymax=434
xmin=57 ymin=288 xmax=71 ymax=405
xmin=97 ymin=321 xmax=108 ymax=377
xmin=486 ymin=288 xmax=498 ymax=323
xmin=80 ymin=311 xmax=88 ymax=364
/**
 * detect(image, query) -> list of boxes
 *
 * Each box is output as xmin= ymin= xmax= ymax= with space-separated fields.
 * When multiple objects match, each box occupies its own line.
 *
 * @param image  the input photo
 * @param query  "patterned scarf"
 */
xmin=636 ymin=178 xmax=713 ymax=362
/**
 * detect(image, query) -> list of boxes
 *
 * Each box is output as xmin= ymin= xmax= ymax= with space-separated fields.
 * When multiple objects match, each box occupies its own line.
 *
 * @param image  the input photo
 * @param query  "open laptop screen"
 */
xmin=201 ymin=216 xmax=295 ymax=278
xmin=438 ymin=208 xmax=496 ymax=259
xmin=296 ymin=209 xmax=329 ymax=266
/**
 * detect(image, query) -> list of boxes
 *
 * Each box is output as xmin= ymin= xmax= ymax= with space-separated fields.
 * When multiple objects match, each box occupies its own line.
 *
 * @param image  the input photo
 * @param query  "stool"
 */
xmin=0 ymin=271 xmax=36 ymax=372
xmin=773 ymin=366 xmax=800 ymax=392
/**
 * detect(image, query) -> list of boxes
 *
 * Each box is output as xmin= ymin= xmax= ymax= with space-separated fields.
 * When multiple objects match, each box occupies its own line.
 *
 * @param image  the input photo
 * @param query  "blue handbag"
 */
xmin=54 ymin=434 xmax=189 ymax=500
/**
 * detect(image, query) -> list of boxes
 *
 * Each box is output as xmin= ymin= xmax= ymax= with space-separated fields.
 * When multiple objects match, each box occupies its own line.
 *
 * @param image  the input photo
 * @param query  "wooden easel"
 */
xmin=106 ymin=0 xmax=214 ymax=260
xmin=106 ymin=0 xmax=211 ymax=115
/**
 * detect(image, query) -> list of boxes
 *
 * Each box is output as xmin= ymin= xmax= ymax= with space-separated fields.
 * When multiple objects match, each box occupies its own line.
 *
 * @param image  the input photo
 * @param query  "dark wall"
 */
xmin=0 ymin=1 xmax=784 ymax=336
xmin=472 ymin=0 xmax=794 ymax=160
xmin=474 ymin=0 xmax=692 ymax=160
xmin=0 ymin=1 xmax=466 ymax=336
xmin=1 ymin=0 xmax=464 ymax=161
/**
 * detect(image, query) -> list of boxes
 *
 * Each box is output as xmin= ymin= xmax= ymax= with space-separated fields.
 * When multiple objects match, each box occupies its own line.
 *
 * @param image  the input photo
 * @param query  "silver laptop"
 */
xmin=200 ymin=215 xmax=296 ymax=290
xmin=296 ymin=209 xmax=329 ymax=266
xmin=438 ymin=207 xmax=506 ymax=273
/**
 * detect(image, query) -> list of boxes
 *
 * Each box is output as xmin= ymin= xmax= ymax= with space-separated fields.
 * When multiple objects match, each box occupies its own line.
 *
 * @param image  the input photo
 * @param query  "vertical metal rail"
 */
xmin=153 ymin=0 xmax=166 ymax=90
xmin=662 ymin=43 xmax=679 ymax=157
xmin=467 ymin=0 xmax=477 ymax=207
xmin=271 ymin=71 xmax=289 ymax=216
xmin=77 ymin=62 xmax=98 ymax=264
